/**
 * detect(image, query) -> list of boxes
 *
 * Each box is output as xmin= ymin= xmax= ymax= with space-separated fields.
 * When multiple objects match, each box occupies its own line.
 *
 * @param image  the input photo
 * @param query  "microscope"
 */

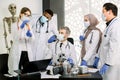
xmin=49 ymin=53 xmax=71 ymax=75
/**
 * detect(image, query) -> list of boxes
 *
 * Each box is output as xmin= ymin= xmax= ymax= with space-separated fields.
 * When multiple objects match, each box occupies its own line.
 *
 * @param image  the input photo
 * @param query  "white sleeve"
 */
xmin=49 ymin=20 xmax=59 ymax=36
xmin=70 ymin=44 xmax=77 ymax=65
xmin=44 ymin=44 xmax=53 ymax=59
xmin=26 ymin=30 xmax=35 ymax=42
xmin=106 ymin=24 xmax=120 ymax=65
xmin=25 ymin=22 xmax=35 ymax=41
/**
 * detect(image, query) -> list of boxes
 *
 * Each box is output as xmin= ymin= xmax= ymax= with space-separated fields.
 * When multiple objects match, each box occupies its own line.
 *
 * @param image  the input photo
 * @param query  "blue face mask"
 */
xmin=40 ymin=16 xmax=48 ymax=24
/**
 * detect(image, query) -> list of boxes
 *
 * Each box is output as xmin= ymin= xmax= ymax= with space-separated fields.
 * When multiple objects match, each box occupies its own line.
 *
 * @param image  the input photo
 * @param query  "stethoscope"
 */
xmin=89 ymin=32 xmax=93 ymax=44
xmin=83 ymin=30 xmax=93 ymax=44
xmin=35 ymin=16 xmax=49 ymax=33
xmin=55 ymin=40 xmax=70 ymax=55
xmin=104 ymin=18 xmax=118 ymax=37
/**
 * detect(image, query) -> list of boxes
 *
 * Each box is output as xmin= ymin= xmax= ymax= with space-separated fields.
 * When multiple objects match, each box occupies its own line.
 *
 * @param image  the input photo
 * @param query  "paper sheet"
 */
xmin=88 ymin=68 xmax=99 ymax=73
xmin=41 ymin=71 xmax=61 ymax=79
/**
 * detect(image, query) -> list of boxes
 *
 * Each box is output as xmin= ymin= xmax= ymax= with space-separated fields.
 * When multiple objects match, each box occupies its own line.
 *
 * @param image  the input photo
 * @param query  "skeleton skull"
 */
xmin=8 ymin=3 xmax=16 ymax=16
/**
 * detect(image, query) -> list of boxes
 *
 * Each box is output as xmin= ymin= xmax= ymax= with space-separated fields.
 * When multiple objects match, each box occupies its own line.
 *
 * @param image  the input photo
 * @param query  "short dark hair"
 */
xmin=44 ymin=9 xmax=53 ymax=17
xmin=103 ymin=3 xmax=118 ymax=16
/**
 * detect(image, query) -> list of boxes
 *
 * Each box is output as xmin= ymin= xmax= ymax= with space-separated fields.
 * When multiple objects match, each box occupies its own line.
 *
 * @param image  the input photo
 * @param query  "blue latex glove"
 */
xmin=20 ymin=20 xmax=29 ymax=29
xmin=99 ymin=64 xmax=110 ymax=75
xmin=81 ymin=60 xmax=87 ymax=66
xmin=79 ymin=35 xmax=85 ymax=41
xmin=93 ymin=57 xmax=99 ymax=68
xmin=26 ymin=30 xmax=32 ymax=37
xmin=48 ymin=35 xmax=57 ymax=43
xmin=67 ymin=58 xmax=74 ymax=67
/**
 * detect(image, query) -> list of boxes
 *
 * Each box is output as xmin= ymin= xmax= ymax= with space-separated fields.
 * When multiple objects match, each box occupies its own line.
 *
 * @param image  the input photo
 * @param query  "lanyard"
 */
xmin=104 ymin=18 xmax=118 ymax=37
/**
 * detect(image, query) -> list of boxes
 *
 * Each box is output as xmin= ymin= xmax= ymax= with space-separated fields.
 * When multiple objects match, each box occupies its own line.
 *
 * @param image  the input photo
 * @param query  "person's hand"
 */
xmin=81 ymin=60 xmax=87 ymax=66
xmin=26 ymin=30 xmax=32 ymax=37
xmin=20 ymin=20 xmax=29 ymax=29
xmin=67 ymin=58 xmax=74 ymax=67
xmin=48 ymin=35 xmax=57 ymax=43
xmin=99 ymin=64 xmax=110 ymax=75
xmin=79 ymin=35 xmax=85 ymax=41
xmin=93 ymin=57 xmax=99 ymax=68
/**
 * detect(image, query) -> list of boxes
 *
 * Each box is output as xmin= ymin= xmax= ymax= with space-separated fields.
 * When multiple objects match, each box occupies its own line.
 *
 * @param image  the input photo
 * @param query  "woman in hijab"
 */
xmin=80 ymin=14 xmax=102 ymax=67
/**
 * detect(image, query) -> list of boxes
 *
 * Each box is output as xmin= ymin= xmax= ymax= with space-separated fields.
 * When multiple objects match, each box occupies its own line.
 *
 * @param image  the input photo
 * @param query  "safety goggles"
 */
xmin=24 ymin=13 xmax=31 ymax=17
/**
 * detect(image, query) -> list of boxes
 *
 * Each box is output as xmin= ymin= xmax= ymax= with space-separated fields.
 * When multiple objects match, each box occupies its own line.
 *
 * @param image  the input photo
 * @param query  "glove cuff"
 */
xmin=79 ymin=35 xmax=85 ymax=41
xmin=105 ymin=63 xmax=110 ymax=66
xmin=81 ymin=59 xmax=87 ymax=66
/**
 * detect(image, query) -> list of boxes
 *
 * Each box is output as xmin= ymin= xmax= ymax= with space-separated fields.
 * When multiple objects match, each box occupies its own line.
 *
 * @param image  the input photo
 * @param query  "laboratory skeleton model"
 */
xmin=3 ymin=3 xmax=18 ymax=53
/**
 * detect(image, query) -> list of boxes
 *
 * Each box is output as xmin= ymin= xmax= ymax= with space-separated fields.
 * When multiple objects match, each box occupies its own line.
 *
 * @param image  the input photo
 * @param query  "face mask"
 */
xmin=40 ymin=16 xmax=48 ymax=24
xmin=21 ymin=16 xmax=30 ymax=21
xmin=57 ymin=34 xmax=64 ymax=41
xmin=84 ymin=21 xmax=90 ymax=28
xmin=101 ymin=13 xmax=106 ymax=21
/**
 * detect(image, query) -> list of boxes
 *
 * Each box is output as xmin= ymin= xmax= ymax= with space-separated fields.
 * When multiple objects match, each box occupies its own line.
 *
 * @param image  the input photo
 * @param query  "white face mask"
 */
xmin=21 ymin=16 xmax=30 ymax=21
xmin=57 ymin=34 xmax=64 ymax=41
xmin=101 ymin=13 xmax=106 ymax=21
xmin=84 ymin=21 xmax=90 ymax=28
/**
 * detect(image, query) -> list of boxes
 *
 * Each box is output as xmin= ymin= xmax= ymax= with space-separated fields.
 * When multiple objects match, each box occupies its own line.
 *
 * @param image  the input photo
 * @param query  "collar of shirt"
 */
xmin=106 ymin=18 xmax=115 ymax=27
xmin=59 ymin=40 xmax=68 ymax=47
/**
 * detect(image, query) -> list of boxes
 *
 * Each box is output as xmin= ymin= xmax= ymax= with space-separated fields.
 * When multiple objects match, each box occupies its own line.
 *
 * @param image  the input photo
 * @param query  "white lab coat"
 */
xmin=47 ymin=40 xmax=77 ymax=65
xmin=8 ymin=20 xmax=34 ymax=75
xmin=82 ymin=30 xmax=100 ymax=65
xmin=32 ymin=19 xmax=58 ymax=60
xmin=98 ymin=17 xmax=120 ymax=80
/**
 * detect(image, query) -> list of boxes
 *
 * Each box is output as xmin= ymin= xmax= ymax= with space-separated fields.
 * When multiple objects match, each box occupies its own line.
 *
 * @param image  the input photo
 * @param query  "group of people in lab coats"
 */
xmin=5 ymin=6 xmax=76 ymax=77
xmin=4 ymin=2 xmax=120 ymax=80
xmin=5 ymin=7 xmax=58 ymax=77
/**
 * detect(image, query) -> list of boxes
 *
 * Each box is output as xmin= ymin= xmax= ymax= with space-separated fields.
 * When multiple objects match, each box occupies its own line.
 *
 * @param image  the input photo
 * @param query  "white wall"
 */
xmin=0 ymin=0 xmax=42 ymax=54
